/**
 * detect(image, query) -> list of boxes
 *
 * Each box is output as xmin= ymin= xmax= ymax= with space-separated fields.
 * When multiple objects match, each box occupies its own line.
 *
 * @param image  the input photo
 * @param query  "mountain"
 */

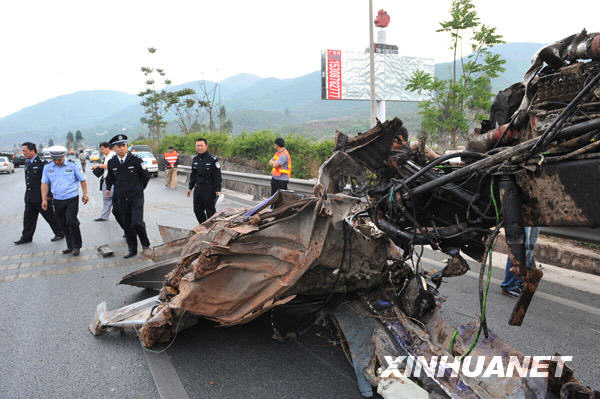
xmin=0 ymin=42 xmax=546 ymax=147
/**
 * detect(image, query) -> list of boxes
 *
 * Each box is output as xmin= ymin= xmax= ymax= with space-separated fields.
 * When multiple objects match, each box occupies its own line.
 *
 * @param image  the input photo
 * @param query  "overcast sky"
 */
xmin=0 ymin=0 xmax=597 ymax=117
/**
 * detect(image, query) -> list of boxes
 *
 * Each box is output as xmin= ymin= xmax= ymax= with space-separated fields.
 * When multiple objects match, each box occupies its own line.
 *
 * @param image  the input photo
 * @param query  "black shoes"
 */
xmin=62 ymin=248 xmax=73 ymax=254
xmin=501 ymin=287 xmax=522 ymax=298
xmin=94 ymin=218 xmax=107 ymax=222
xmin=51 ymin=235 xmax=64 ymax=241
xmin=14 ymin=238 xmax=32 ymax=245
xmin=142 ymin=246 xmax=150 ymax=250
xmin=73 ymin=248 xmax=80 ymax=256
xmin=123 ymin=252 xmax=137 ymax=259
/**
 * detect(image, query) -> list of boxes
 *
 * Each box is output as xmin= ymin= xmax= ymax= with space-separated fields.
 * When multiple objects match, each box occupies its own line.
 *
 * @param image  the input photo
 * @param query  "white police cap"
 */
xmin=47 ymin=145 xmax=67 ymax=159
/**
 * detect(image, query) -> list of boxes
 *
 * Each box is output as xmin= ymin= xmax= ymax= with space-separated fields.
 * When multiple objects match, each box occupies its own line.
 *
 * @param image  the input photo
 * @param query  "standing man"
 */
xmin=163 ymin=146 xmax=179 ymax=189
xmin=269 ymin=137 xmax=292 ymax=196
xmin=91 ymin=142 xmax=125 ymax=231
xmin=41 ymin=146 xmax=88 ymax=256
xmin=105 ymin=134 xmax=151 ymax=258
xmin=14 ymin=142 xmax=64 ymax=245
xmin=187 ymin=138 xmax=221 ymax=224
xmin=78 ymin=150 xmax=87 ymax=172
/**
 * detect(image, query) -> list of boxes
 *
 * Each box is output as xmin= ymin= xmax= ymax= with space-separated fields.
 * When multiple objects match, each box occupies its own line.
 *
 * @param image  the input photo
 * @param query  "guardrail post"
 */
xmin=253 ymin=185 xmax=262 ymax=201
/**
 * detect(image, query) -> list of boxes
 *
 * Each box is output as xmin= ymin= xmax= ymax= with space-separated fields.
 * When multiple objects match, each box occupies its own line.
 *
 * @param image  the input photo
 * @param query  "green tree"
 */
xmin=407 ymin=0 xmax=505 ymax=150
xmin=66 ymin=131 xmax=74 ymax=149
xmin=167 ymin=89 xmax=209 ymax=134
xmin=48 ymin=139 xmax=54 ymax=147
xmin=219 ymin=105 xmax=233 ymax=134
xmin=139 ymin=47 xmax=172 ymax=142
xmin=75 ymin=130 xmax=84 ymax=149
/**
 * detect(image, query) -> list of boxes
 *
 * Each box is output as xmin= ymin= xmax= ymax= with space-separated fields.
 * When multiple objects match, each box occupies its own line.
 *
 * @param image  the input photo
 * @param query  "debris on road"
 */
xmin=91 ymin=31 xmax=600 ymax=397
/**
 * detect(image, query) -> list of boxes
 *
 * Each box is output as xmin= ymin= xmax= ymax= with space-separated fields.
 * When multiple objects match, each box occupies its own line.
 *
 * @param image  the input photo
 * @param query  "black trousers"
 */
xmin=21 ymin=201 xmax=63 ymax=240
xmin=193 ymin=184 xmax=216 ymax=224
xmin=53 ymin=196 xmax=82 ymax=250
xmin=117 ymin=194 xmax=150 ymax=253
xmin=271 ymin=178 xmax=288 ymax=196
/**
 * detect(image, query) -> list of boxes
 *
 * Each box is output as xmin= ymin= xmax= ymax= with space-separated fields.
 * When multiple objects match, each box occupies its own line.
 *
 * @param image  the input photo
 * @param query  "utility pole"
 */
xmin=368 ymin=0 xmax=376 ymax=127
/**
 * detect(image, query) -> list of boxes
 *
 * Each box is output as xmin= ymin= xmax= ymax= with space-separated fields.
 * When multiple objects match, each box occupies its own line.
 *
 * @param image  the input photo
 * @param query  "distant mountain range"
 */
xmin=0 ymin=42 xmax=545 ymax=148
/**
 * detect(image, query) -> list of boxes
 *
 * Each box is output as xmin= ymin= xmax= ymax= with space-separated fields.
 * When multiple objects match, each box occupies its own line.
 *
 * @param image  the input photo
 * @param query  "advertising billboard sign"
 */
xmin=321 ymin=50 xmax=433 ymax=102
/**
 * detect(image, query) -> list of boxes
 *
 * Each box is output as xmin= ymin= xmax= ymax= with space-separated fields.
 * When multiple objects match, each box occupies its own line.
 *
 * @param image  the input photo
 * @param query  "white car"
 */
xmin=133 ymin=151 xmax=159 ymax=177
xmin=0 ymin=156 xmax=15 ymax=174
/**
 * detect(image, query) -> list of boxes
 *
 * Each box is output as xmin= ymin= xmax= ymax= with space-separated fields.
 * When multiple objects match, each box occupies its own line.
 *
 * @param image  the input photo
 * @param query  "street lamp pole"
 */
xmin=368 ymin=0 xmax=376 ymax=127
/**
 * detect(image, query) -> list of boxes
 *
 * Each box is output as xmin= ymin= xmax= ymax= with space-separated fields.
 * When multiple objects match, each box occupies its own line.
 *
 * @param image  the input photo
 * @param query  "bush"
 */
xmin=155 ymin=130 xmax=335 ymax=179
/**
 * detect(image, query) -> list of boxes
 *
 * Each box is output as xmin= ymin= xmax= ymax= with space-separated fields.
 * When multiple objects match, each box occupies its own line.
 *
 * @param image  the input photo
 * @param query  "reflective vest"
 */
xmin=271 ymin=149 xmax=292 ymax=178
xmin=164 ymin=151 xmax=178 ymax=168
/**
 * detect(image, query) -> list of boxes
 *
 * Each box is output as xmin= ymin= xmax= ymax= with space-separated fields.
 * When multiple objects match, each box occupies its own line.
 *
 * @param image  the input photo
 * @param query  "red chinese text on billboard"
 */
xmin=327 ymin=50 xmax=342 ymax=100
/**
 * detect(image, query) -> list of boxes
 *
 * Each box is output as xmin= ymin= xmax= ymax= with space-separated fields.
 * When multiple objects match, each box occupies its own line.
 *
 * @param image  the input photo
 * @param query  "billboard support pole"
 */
xmin=376 ymin=29 xmax=386 ymax=123
xmin=368 ymin=0 xmax=376 ymax=127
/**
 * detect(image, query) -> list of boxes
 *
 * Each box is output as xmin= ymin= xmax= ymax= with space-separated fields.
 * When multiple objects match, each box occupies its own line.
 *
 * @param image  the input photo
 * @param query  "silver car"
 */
xmin=0 ymin=156 xmax=15 ymax=174
xmin=133 ymin=151 xmax=159 ymax=177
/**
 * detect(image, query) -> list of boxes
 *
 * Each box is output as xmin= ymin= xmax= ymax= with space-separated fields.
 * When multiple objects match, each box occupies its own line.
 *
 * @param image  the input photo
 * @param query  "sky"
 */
xmin=0 ymin=0 xmax=598 ymax=117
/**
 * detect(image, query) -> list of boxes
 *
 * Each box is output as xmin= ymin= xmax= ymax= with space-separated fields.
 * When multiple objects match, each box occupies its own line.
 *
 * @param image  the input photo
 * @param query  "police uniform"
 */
xmin=189 ymin=152 xmax=222 ymax=224
xmin=105 ymin=135 xmax=150 ymax=256
xmin=16 ymin=155 xmax=64 ymax=243
xmin=41 ymin=147 xmax=87 ymax=252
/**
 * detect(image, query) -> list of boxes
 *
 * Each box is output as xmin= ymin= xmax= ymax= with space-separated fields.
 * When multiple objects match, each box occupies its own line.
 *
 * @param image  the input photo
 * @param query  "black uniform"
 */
xmin=189 ymin=152 xmax=222 ymax=224
xmin=20 ymin=156 xmax=63 ymax=241
xmin=105 ymin=152 xmax=150 ymax=253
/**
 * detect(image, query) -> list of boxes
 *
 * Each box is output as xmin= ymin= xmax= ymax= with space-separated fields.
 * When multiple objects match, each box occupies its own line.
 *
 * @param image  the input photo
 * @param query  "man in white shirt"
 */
xmin=91 ymin=142 xmax=124 ymax=230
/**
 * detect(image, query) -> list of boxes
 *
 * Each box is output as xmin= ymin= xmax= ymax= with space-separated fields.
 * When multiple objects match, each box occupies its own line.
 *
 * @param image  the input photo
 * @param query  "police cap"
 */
xmin=109 ymin=134 xmax=128 ymax=147
xmin=47 ymin=145 xmax=67 ymax=159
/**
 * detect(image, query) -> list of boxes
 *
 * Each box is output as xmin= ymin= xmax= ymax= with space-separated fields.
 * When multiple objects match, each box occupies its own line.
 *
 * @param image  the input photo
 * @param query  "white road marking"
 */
xmin=421 ymin=256 xmax=600 ymax=317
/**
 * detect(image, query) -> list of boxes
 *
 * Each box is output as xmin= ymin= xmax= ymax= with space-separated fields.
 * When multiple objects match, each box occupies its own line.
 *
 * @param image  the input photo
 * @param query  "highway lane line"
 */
xmin=143 ymin=351 xmax=190 ymax=399
xmin=0 ymin=256 xmax=147 ymax=283
xmin=420 ymin=256 xmax=600 ymax=317
xmin=0 ymin=241 xmax=160 ymax=266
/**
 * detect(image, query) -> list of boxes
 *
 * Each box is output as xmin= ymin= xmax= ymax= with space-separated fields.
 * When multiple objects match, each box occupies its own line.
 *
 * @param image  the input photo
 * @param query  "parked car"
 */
xmin=128 ymin=145 xmax=153 ymax=154
xmin=90 ymin=150 xmax=100 ymax=163
xmin=133 ymin=151 xmax=159 ymax=177
xmin=12 ymin=152 xmax=26 ymax=167
xmin=42 ymin=150 xmax=51 ymax=161
xmin=84 ymin=149 xmax=93 ymax=160
xmin=0 ymin=156 xmax=15 ymax=174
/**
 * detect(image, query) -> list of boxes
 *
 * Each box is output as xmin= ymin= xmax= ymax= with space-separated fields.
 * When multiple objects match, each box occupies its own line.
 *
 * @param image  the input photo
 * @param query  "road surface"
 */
xmin=0 ymin=166 xmax=598 ymax=398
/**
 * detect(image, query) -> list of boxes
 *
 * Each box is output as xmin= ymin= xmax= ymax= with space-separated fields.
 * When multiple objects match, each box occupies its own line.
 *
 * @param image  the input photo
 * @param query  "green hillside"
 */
xmin=0 ymin=42 xmax=545 ymax=147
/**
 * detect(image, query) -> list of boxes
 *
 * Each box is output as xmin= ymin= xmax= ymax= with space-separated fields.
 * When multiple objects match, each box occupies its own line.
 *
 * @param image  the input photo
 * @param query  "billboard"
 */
xmin=321 ymin=49 xmax=434 ymax=101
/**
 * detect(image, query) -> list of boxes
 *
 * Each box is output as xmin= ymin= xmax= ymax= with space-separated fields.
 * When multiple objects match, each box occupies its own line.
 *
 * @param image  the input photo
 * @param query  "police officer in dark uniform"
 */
xmin=105 ymin=134 xmax=151 ymax=258
xmin=14 ymin=142 xmax=64 ymax=245
xmin=187 ymin=138 xmax=222 ymax=224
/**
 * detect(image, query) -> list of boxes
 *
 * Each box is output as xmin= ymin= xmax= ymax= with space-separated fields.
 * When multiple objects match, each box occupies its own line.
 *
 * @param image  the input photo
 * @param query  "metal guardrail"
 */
xmin=176 ymin=166 xmax=600 ymax=243
xmin=177 ymin=165 xmax=315 ymax=194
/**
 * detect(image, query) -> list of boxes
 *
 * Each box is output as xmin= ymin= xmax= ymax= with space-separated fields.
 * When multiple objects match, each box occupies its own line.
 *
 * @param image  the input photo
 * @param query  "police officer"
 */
xmin=41 ymin=146 xmax=89 ymax=256
xmin=105 ymin=134 xmax=150 ymax=258
xmin=14 ymin=142 xmax=64 ymax=245
xmin=187 ymin=138 xmax=222 ymax=224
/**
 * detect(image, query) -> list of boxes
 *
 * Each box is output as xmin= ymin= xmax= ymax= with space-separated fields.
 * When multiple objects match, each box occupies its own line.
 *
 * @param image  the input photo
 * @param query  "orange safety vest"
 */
xmin=164 ymin=151 xmax=178 ymax=168
xmin=271 ymin=149 xmax=292 ymax=178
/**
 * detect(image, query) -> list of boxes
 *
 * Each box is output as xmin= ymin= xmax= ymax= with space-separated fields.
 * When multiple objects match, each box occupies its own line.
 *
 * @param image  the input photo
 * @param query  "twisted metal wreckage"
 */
xmin=90 ymin=31 xmax=600 ymax=398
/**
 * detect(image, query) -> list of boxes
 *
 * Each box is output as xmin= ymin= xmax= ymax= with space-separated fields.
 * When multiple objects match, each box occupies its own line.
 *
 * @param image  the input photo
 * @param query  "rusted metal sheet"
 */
xmin=157 ymin=225 xmax=194 ymax=243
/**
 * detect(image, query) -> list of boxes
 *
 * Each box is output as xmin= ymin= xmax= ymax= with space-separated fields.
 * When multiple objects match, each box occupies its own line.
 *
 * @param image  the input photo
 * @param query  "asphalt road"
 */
xmin=0 ymin=165 xmax=598 ymax=398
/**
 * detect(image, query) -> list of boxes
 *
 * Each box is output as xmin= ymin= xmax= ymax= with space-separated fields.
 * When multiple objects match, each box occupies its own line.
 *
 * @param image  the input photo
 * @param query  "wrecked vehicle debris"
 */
xmin=90 ymin=31 xmax=600 ymax=398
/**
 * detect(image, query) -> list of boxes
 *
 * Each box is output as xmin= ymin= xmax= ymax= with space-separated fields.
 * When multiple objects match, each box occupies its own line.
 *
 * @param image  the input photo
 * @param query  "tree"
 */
xmin=219 ymin=105 xmax=233 ymax=134
xmin=66 ymin=131 xmax=74 ymax=149
xmin=75 ymin=130 xmax=84 ymax=149
xmin=197 ymin=80 xmax=219 ymax=132
xmin=167 ymin=89 xmax=209 ymax=134
xmin=139 ymin=47 xmax=173 ymax=142
xmin=406 ymin=0 xmax=505 ymax=150
xmin=48 ymin=139 xmax=54 ymax=147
